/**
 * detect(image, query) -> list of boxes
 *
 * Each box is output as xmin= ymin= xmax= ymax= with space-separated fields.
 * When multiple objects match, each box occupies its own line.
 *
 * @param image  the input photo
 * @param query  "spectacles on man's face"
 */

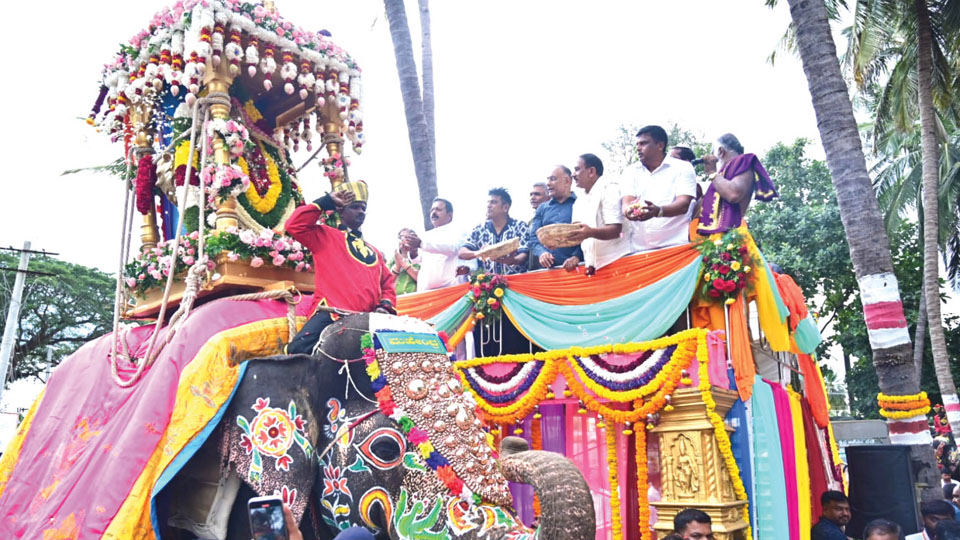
xmin=684 ymin=534 xmax=714 ymax=540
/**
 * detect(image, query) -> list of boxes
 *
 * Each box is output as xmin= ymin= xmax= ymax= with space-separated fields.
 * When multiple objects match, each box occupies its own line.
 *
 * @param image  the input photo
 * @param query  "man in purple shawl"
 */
xmin=697 ymin=133 xmax=778 ymax=234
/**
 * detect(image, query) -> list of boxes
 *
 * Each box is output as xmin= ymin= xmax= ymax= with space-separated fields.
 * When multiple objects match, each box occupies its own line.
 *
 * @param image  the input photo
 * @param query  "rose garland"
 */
xmin=362 ymin=333 xmax=481 ymax=506
xmin=321 ymin=152 xmax=350 ymax=180
xmin=877 ymin=391 xmax=931 ymax=419
xmin=200 ymin=163 xmax=250 ymax=204
xmin=694 ymin=229 xmax=754 ymax=304
xmin=123 ymin=228 xmax=311 ymax=297
xmin=469 ymin=272 xmax=507 ymax=321
xmin=696 ymin=332 xmax=752 ymax=540
xmin=135 ymin=153 xmax=157 ymax=215
xmin=205 ymin=118 xmax=252 ymax=159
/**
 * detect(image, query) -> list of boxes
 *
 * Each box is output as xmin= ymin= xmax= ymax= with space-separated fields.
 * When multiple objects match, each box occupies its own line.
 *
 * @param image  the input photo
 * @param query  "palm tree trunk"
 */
xmin=915 ymin=0 xmax=960 ymax=438
xmin=418 ymin=0 xmax=436 ymax=163
xmin=384 ymin=0 xmax=438 ymax=230
xmin=785 ymin=0 xmax=938 ymax=497
xmin=913 ymin=290 xmax=926 ymax=382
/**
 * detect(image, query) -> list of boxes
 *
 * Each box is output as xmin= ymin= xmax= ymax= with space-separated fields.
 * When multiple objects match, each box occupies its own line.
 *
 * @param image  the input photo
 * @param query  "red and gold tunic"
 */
xmin=285 ymin=200 xmax=396 ymax=315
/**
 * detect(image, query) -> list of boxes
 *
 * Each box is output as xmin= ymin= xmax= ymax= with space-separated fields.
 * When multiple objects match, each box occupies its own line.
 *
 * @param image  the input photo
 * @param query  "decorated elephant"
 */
xmin=160 ymin=313 xmax=595 ymax=540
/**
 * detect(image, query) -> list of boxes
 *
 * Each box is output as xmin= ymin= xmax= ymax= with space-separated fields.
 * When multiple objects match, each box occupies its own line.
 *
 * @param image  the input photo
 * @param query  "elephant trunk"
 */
xmin=498 ymin=437 xmax=596 ymax=540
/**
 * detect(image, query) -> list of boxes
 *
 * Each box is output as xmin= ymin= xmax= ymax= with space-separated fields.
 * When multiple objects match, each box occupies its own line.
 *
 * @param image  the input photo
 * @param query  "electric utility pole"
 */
xmin=0 ymin=242 xmax=32 ymax=403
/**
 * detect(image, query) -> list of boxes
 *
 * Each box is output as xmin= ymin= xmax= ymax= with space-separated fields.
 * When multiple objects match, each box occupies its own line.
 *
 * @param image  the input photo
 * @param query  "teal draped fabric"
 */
xmin=794 ymin=317 xmax=822 ymax=354
xmin=760 ymin=254 xmax=790 ymax=322
xmin=750 ymin=375 xmax=789 ymax=538
xmin=428 ymin=296 xmax=472 ymax=336
xmin=500 ymin=256 xmax=702 ymax=350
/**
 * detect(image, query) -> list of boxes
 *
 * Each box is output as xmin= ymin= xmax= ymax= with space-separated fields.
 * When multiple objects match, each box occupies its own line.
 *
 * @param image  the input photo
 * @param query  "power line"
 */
xmin=0 ymin=246 xmax=58 ymax=257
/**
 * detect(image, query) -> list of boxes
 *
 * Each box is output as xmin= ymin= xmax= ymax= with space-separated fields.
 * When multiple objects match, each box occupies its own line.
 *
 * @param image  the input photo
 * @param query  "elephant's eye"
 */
xmin=356 ymin=428 xmax=405 ymax=470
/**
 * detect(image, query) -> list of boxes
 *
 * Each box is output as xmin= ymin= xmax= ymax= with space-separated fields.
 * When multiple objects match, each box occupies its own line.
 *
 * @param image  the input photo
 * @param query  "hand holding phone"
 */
xmin=248 ymin=495 xmax=289 ymax=540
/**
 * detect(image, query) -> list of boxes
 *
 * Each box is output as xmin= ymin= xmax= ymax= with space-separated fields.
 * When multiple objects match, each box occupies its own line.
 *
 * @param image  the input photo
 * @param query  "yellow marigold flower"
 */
xmin=494 ymin=288 xmax=504 ymax=298
xmin=730 ymin=261 xmax=741 ymax=271
xmin=743 ymin=265 xmax=751 ymax=273
xmin=476 ymin=313 xmax=485 ymax=320
xmin=477 ymin=273 xmax=485 ymax=280
xmin=726 ymin=243 xmax=735 ymax=250
xmin=487 ymin=297 xmax=497 ymax=306
xmin=725 ymin=297 xmax=736 ymax=305
xmin=705 ymin=274 xmax=712 ymax=281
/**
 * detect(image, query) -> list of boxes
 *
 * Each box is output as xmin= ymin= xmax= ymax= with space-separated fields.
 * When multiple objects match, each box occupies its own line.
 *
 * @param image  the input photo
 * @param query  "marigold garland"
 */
xmin=696 ymin=332 xmax=751 ymax=540
xmin=877 ymin=391 xmax=928 ymax=403
xmin=237 ymin=143 xmax=283 ymax=213
xmin=455 ymin=328 xmax=753 ymax=537
xmin=456 ymin=329 xmax=705 ymax=427
xmin=607 ymin=427 xmax=622 ymax=540
xmin=877 ymin=391 xmax=931 ymax=419
xmin=531 ymin=415 xmax=542 ymax=518
xmin=635 ymin=424 xmax=651 ymax=540
xmin=879 ymin=406 xmax=932 ymax=419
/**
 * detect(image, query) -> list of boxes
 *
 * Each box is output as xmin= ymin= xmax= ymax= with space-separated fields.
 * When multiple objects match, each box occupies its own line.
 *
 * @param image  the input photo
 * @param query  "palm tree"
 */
xmin=780 ymin=0 xmax=939 ymax=493
xmin=842 ymin=0 xmax=960 ymax=436
xmin=384 ymin=0 xmax=438 ymax=229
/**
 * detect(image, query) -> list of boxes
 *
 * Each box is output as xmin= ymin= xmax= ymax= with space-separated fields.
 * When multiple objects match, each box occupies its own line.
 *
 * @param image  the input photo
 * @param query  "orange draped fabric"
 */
xmin=503 ymin=244 xmax=700 ymax=305
xmin=396 ymin=283 xmax=469 ymax=320
xmin=797 ymin=353 xmax=830 ymax=428
xmin=773 ymin=272 xmax=809 ymax=331
xmin=396 ymin=244 xmax=700 ymax=319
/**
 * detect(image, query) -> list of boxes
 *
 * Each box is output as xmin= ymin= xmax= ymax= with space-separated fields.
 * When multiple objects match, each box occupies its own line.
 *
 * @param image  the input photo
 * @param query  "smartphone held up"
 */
xmin=248 ymin=495 xmax=289 ymax=540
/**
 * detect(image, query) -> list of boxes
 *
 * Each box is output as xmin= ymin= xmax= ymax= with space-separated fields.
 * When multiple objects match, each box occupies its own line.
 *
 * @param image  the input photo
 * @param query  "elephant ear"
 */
xmin=222 ymin=356 xmax=321 ymax=523
xmin=364 ymin=316 xmax=514 ymax=507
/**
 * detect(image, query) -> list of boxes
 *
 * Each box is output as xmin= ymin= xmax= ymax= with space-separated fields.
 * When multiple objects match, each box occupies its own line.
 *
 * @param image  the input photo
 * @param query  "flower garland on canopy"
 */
xmin=696 ymin=332 xmax=752 ymax=540
xmin=877 ymin=391 xmax=931 ymax=419
xmin=694 ymin=228 xmax=754 ymax=304
xmin=469 ymin=272 xmax=507 ymax=321
xmin=122 ymin=227 xmax=310 ymax=297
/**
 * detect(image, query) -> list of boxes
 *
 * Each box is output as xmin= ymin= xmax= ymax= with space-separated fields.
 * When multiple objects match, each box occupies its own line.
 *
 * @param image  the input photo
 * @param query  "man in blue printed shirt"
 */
xmin=528 ymin=165 xmax=583 ymax=270
xmin=460 ymin=187 xmax=529 ymax=275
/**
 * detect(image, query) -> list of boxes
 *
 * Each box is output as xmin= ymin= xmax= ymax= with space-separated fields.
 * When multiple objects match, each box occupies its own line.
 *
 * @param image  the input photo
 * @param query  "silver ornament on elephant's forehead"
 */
xmin=406 ymin=379 xmax=428 ymax=400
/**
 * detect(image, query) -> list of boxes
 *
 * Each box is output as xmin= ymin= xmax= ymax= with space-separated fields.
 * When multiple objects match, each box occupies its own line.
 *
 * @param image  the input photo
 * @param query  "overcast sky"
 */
xmin=0 ymin=0 xmax=954 ymax=378
xmin=0 ymin=0 xmax=824 ymax=266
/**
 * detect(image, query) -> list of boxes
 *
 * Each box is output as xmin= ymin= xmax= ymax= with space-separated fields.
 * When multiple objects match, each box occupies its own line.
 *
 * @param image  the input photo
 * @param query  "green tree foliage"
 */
xmin=601 ymin=123 xmax=712 ymax=175
xmin=751 ymin=138 xmax=959 ymax=417
xmin=0 ymin=254 xmax=114 ymax=382
xmin=750 ymin=139 xmax=857 ymax=356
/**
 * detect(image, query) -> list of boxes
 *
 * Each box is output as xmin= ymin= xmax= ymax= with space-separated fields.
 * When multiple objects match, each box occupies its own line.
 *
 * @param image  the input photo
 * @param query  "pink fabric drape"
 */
xmin=685 ymin=329 xmax=730 ymax=388
xmin=770 ymin=381 xmax=800 ymax=540
xmin=0 ymin=296 xmax=316 ymax=539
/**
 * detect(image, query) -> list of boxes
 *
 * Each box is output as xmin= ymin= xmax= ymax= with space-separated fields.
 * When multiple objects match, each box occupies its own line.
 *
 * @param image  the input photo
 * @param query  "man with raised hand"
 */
xmin=284 ymin=181 xmax=395 ymax=355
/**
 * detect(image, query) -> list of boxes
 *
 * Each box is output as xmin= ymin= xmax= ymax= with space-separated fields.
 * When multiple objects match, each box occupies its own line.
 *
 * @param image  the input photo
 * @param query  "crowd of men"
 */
xmin=387 ymin=124 xmax=777 ymax=293
xmin=668 ymin=485 xmax=960 ymax=540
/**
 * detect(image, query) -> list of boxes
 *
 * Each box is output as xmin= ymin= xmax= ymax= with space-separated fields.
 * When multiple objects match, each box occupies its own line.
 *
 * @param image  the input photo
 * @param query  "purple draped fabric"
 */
xmin=697 ymin=153 xmax=778 ymax=234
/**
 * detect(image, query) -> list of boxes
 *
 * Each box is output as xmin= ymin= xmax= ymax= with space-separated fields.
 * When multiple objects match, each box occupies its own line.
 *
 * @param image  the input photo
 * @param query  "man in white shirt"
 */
xmin=401 ymin=198 xmax=471 ymax=291
xmin=620 ymin=125 xmax=697 ymax=251
xmin=567 ymin=153 xmax=630 ymax=274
